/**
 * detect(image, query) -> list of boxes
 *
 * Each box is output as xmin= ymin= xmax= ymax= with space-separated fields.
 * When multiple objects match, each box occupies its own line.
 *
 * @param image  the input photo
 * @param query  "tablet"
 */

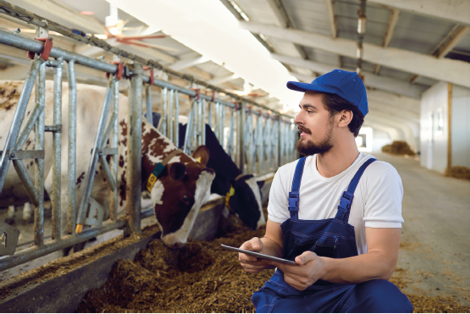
xmin=221 ymin=244 xmax=297 ymax=266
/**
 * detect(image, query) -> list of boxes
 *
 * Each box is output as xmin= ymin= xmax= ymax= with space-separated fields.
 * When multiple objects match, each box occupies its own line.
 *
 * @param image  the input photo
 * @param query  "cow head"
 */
xmin=227 ymin=174 xmax=266 ymax=230
xmin=149 ymin=146 xmax=214 ymax=249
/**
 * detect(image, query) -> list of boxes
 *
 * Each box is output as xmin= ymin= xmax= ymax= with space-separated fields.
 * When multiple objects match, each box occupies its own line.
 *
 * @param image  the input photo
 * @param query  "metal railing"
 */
xmin=0 ymin=2 xmax=298 ymax=272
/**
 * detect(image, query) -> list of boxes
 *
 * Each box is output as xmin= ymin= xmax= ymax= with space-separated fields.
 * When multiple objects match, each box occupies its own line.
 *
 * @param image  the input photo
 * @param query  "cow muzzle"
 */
xmin=161 ymin=233 xmax=186 ymax=249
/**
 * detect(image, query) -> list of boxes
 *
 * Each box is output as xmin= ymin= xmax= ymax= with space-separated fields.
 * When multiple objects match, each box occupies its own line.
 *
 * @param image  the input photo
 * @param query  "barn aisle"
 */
xmin=374 ymin=152 xmax=470 ymax=306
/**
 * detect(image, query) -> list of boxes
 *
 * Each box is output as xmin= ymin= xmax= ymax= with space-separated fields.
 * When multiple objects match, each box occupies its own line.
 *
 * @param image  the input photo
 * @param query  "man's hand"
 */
xmin=238 ymin=237 xmax=275 ymax=273
xmin=270 ymin=251 xmax=326 ymax=290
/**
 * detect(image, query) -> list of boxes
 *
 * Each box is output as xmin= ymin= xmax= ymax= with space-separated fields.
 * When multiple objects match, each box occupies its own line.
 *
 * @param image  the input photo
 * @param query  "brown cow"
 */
xmin=0 ymin=80 xmax=215 ymax=248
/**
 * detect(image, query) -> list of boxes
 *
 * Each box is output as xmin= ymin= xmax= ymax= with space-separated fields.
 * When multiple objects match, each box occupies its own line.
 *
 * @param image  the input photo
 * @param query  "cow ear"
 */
xmin=192 ymin=145 xmax=210 ymax=166
xmin=168 ymin=162 xmax=186 ymax=181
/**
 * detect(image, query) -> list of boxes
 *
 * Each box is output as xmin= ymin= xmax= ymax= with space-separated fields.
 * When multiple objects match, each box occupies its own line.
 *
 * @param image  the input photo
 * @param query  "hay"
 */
xmin=382 ymin=141 xmax=416 ymax=156
xmin=444 ymin=166 xmax=470 ymax=181
xmin=77 ymin=213 xmax=470 ymax=313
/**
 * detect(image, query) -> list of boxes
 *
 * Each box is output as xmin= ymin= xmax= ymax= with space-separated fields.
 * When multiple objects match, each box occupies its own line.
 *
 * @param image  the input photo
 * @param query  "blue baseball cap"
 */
xmin=287 ymin=69 xmax=368 ymax=117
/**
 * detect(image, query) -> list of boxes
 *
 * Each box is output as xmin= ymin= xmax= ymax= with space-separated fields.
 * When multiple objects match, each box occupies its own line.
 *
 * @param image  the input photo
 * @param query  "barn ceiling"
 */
xmin=0 ymin=0 xmax=469 ymax=150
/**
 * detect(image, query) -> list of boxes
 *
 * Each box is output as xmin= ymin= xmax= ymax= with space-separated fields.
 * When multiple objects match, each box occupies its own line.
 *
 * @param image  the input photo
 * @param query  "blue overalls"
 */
xmin=252 ymin=157 xmax=413 ymax=313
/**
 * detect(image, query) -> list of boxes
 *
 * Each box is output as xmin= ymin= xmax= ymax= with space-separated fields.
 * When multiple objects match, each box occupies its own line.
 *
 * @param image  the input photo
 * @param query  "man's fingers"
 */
xmin=295 ymin=251 xmax=317 ymax=265
xmin=240 ymin=237 xmax=263 ymax=252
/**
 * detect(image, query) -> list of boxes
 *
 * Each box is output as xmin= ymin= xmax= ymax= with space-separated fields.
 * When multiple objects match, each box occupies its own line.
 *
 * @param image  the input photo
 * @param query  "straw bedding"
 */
xmin=382 ymin=141 xmax=416 ymax=156
xmin=77 ymin=214 xmax=469 ymax=313
xmin=444 ymin=166 xmax=470 ymax=181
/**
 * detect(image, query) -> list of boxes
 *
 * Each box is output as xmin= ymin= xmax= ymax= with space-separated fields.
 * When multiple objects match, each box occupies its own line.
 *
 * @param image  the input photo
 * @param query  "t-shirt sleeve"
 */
xmin=267 ymin=168 xmax=291 ymax=224
xmin=363 ymin=165 xmax=404 ymax=228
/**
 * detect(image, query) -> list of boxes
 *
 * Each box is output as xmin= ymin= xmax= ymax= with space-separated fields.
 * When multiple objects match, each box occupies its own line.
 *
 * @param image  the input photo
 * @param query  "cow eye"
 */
xmin=183 ymin=195 xmax=189 ymax=203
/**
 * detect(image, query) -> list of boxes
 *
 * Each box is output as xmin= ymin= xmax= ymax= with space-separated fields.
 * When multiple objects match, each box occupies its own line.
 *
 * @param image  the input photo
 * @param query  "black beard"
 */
xmin=296 ymin=136 xmax=333 ymax=156
xmin=296 ymin=120 xmax=334 ymax=156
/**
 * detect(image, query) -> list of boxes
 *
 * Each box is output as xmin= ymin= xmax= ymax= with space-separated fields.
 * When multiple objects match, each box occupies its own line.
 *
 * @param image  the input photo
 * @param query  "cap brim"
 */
xmin=287 ymin=81 xmax=333 ymax=94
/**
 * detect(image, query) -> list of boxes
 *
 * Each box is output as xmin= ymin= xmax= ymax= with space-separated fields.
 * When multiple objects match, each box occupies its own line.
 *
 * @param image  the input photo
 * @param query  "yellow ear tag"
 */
xmin=195 ymin=157 xmax=201 ymax=163
xmin=229 ymin=186 xmax=235 ymax=196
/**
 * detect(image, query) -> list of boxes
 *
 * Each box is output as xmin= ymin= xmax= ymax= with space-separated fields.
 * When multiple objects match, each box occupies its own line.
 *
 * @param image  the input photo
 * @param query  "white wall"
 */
xmin=420 ymin=82 xmax=449 ymax=173
xmin=451 ymin=85 xmax=470 ymax=168
xmin=372 ymin=129 xmax=391 ymax=152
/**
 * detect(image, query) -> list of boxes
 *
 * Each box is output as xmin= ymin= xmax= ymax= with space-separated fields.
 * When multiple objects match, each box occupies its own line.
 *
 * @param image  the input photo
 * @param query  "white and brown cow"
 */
xmin=0 ymin=80 xmax=215 ymax=248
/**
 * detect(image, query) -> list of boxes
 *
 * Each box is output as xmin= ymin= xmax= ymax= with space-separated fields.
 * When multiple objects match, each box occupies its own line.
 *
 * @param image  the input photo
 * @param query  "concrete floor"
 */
xmin=375 ymin=152 xmax=470 ymax=305
xmin=1 ymin=152 xmax=469 ymax=306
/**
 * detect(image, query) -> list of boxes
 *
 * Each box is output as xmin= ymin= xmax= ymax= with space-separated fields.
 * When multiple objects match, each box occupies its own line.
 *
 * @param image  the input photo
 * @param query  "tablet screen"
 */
xmin=221 ymin=244 xmax=297 ymax=266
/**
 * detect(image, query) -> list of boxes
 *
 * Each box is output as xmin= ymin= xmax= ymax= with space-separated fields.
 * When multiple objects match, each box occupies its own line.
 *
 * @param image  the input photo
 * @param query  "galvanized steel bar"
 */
xmin=126 ymin=62 xmax=143 ymax=235
xmin=14 ymin=103 xmax=43 ymax=150
xmin=76 ymin=78 xmax=114 ymax=229
xmin=197 ymin=99 xmax=202 ymax=147
xmin=159 ymin=87 xmax=168 ymax=136
xmin=67 ymin=60 xmax=77 ymax=235
xmin=110 ymin=79 xmax=119 ymax=222
xmin=145 ymin=85 xmax=153 ymax=126
xmin=221 ymin=104 xmax=225 ymax=150
xmin=100 ymin=112 xmax=117 ymax=148
xmin=174 ymin=91 xmax=179 ymax=148
xmin=208 ymin=100 xmax=213 ymax=128
xmin=34 ymin=61 xmax=46 ymax=247
xmin=0 ymin=58 xmax=42 ymax=193
xmin=238 ymin=103 xmax=246 ymax=172
xmin=227 ymin=108 xmax=235 ymax=158
xmin=168 ymin=89 xmax=174 ymax=142
xmin=11 ymin=160 xmax=38 ymax=206
xmin=201 ymin=98 xmax=206 ymax=146
xmin=98 ymin=155 xmax=116 ymax=192
xmin=183 ymin=101 xmax=194 ymax=155
xmin=51 ymin=57 xmax=63 ymax=240
xmin=0 ymin=206 xmax=154 ymax=272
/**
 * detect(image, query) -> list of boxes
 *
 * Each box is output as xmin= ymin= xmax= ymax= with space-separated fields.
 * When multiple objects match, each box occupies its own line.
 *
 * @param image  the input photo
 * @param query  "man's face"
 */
xmin=294 ymin=92 xmax=335 ymax=156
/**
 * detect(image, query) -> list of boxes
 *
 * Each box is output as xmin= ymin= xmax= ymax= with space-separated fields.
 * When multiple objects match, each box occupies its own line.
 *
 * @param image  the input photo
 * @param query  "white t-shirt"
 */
xmin=268 ymin=153 xmax=404 ymax=255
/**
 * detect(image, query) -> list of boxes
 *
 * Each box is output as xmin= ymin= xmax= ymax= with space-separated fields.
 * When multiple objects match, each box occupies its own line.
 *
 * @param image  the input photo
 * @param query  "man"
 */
xmin=238 ymin=69 xmax=413 ymax=313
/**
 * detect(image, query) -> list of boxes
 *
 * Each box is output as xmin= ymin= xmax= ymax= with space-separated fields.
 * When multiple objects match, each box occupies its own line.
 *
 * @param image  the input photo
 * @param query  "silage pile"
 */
xmin=382 ymin=141 xmax=416 ymax=156
xmin=77 ymin=215 xmax=470 ymax=313
xmin=77 ymin=215 xmax=274 ymax=313
xmin=444 ymin=166 xmax=470 ymax=181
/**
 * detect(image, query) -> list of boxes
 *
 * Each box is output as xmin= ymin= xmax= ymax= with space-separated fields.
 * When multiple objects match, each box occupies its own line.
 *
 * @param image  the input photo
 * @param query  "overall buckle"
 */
xmin=338 ymin=191 xmax=354 ymax=211
xmin=288 ymin=191 xmax=299 ymax=212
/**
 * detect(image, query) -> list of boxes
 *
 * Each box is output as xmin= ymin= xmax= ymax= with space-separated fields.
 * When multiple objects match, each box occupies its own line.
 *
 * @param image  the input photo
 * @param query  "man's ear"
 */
xmin=338 ymin=109 xmax=353 ymax=128
xmin=192 ymin=145 xmax=210 ymax=166
xmin=168 ymin=162 xmax=186 ymax=181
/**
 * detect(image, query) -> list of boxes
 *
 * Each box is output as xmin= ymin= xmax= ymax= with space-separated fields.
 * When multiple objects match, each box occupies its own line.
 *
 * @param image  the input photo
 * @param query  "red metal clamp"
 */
xmin=143 ymin=66 xmax=154 ymax=85
xmin=106 ymin=61 xmax=124 ymax=80
xmin=191 ymin=88 xmax=200 ymax=101
xmin=211 ymin=90 xmax=215 ymax=102
xmin=27 ymin=37 xmax=53 ymax=61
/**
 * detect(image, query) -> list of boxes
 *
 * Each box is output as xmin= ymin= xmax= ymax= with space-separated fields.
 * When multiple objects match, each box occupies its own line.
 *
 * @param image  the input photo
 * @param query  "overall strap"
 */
xmin=336 ymin=158 xmax=377 ymax=222
xmin=288 ymin=157 xmax=307 ymax=219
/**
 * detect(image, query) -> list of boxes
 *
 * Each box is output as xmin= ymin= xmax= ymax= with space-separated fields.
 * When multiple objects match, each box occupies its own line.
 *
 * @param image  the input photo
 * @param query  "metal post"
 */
xmin=0 ymin=58 xmax=42 ymax=193
xmin=126 ymin=62 xmax=143 ymax=235
xmin=174 ymin=91 xmax=179 ymax=148
xmin=34 ymin=60 xmax=46 ymax=247
xmin=51 ymin=57 xmax=63 ymax=240
xmin=168 ymin=89 xmax=174 ymax=142
xmin=208 ymin=100 xmax=212 ymax=129
xmin=159 ymin=87 xmax=168 ymax=136
xmin=202 ymin=98 xmax=206 ymax=146
xmin=75 ymin=79 xmax=114 ymax=231
xmin=183 ymin=100 xmax=195 ymax=155
xmin=145 ymin=85 xmax=153 ymax=126
xmin=110 ymin=79 xmax=119 ymax=222
xmin=67 ymin=60 xmax=77 ymax=235
xmin=221 ymin=104 xmax=225 ymax=150
xmin=227 ymin=108 xmax=234 ymax=158
xmin=238 ymin=102 xmax=246 ymax=173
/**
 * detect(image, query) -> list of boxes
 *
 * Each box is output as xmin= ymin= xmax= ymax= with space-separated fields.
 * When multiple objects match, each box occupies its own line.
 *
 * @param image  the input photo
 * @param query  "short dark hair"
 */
xmin=321 ymin=93 xmax=364 ymax=137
